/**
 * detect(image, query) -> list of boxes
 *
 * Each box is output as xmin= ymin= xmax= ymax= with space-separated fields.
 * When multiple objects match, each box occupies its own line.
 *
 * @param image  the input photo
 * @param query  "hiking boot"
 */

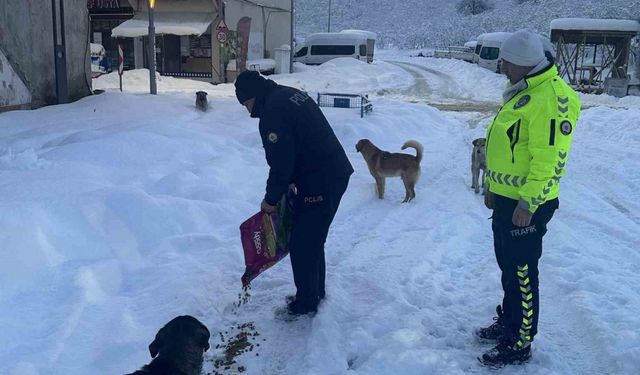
xmin=474 ymin=305 xmax=505 ymax=343
xmin=478 ymin=341 xmax=531 ymax=368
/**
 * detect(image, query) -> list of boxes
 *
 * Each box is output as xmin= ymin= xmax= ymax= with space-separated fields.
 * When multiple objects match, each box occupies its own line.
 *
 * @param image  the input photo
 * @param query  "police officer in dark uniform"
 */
xmin=235 ymin=70 xmax=353 ymax=316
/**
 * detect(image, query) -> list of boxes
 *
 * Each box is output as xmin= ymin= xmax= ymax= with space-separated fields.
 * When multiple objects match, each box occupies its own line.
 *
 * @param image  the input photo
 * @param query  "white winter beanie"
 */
xmin=499 ymin=30 xmax=546 ymax=67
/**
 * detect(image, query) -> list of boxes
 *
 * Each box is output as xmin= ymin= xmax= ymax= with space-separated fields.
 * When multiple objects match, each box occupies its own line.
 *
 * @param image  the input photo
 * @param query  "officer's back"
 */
xmin=260 ymin=81 xmax=353 ymax=182
xmin=258 ymin=80 xmax=353 ymax=187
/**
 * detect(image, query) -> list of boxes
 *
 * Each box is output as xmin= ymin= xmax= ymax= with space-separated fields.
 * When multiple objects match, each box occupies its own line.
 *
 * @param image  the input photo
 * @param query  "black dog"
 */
xmin=195 ymin=91 xmax=209 ymax=112
xmin=125 ymin=315 xmax=210 ymax=375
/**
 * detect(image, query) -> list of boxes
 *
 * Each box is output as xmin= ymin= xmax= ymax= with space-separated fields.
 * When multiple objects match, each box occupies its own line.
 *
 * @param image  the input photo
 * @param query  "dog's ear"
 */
xmin=149 ymin=338 xmax=159 ymax=358
xmin=196 ymin=324 xmax=211 ymax=352
xmin=355 ymin=140 xmax=362 ymax=152
xmin=148 ymin=326 xmax=166 ymax=358
xmin=472 ymin=138 xmax=486 ymax=146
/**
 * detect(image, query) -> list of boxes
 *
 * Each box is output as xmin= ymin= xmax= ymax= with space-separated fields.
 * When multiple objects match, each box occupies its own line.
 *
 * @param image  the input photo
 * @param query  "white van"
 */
xmin=293 ymin=30 xmax=377 ymax=65
xmin=478 ymin=32 xmax=513 ymax=73
xmin=472 ymin=33 xmax=488 ymax=63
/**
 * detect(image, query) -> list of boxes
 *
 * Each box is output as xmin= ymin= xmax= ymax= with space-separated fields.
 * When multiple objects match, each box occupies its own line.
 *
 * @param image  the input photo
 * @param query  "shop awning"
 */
xmin=112 ymin=12 xmax=215 ymax=38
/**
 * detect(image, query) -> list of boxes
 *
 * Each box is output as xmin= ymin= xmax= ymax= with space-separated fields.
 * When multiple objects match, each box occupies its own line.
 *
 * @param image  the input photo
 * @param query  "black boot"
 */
xmin=474 ymin=305 xmax=505 ymax=342
xmin=275 ymin=298 xmax=317 ymax=321
xmin=285 ymin=294 xmax=324 ymax=304
xmin=478 ymin=341 xmax=531 ymax=368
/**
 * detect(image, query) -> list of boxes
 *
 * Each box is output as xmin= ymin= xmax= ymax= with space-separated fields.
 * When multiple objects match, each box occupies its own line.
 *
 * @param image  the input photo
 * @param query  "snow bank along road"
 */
xmin=0 ymin=55 xmax=638 ymax=375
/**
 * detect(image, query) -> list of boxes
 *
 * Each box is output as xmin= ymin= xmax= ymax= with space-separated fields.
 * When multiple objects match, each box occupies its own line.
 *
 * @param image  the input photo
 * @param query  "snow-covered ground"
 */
xmin=1 ymin=52 xmax=639 ymax=375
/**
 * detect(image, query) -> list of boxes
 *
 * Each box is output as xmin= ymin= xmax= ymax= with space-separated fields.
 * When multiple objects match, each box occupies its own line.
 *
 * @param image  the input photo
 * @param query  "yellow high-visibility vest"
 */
xmin=485 ymin=65 xmax=581 ymax=213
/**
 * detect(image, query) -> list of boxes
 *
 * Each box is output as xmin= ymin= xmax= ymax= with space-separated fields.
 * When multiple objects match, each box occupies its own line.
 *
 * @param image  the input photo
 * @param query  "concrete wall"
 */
xmin=0 ymin=0 xmax=91 ymax=109
xmin=0 ymin=47 xmax=32 ymax=111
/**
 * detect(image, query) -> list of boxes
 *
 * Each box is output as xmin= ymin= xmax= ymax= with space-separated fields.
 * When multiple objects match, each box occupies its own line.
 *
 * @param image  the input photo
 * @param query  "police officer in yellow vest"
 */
xmin=475 ymin=30 xmax=580 ymax=367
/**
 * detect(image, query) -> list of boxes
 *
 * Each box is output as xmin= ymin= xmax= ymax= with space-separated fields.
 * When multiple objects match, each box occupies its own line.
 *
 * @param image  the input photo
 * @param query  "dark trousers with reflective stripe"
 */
xmin=492 ymin=195 xmax=558 ymax=345
xmin=289 ymin=176 xmax=349 ymax=310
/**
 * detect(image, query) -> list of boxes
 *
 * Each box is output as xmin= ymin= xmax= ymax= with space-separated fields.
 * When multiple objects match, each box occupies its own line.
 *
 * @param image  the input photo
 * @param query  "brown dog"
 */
xmin=356 ymin=139 xmax=423 ymax=202
xmin=125 ymin=315 xmax=210 ymax=375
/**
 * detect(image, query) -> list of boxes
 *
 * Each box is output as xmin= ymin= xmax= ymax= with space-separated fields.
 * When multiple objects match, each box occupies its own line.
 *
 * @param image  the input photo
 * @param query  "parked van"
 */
xmin=472 ymin=33 xmax=488 ymax=63
xmin=478 ymin=32 xmax=513 ymax=73
xmin=293 ymin=30 xmax=377 ymax=65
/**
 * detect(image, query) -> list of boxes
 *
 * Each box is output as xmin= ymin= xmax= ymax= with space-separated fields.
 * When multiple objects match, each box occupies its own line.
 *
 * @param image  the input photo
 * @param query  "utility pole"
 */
xmin=148 ymin=0 xmax=157 ymax=95
xmin=51 ymin=0 xmax=69 ymax=104
xmin=290 ymin=0 xmax=294 ymax=73
xmin=327 ymin=0 xmax=332 ymax=32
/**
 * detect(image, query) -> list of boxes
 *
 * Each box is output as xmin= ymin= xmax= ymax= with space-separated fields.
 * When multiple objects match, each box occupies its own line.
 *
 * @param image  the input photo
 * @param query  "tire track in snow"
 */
xmin=386 ymin=61 xmax=500 ymax=113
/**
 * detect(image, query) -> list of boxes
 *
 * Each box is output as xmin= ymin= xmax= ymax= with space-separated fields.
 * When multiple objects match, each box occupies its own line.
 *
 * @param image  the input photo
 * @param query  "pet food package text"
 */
xmin=240 ymin=196 xmax=292 ymax=286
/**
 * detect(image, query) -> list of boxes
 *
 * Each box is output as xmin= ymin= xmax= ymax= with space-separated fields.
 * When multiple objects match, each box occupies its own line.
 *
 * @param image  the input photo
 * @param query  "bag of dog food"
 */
xmin=240 ymin=195 xmax=292 ymax=286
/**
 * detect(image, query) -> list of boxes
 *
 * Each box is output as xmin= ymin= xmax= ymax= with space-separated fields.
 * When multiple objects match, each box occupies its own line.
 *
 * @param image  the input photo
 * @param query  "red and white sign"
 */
xmin=216 ymin=18 xmax=229 ymax=31
xmin=216 ymin=30 xmax=228 ymax=43
xmin=117 ymin=43 xmax=124 ymax=75
xmin=215 ymin=18 xmax=230 ymax=44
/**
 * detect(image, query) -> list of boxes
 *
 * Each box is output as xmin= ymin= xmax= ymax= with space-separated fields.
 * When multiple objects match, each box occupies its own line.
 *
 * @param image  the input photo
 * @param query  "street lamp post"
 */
xmin=148 ymin=0 xmax=157 ymax=95
xmin=290 ymin=0 xmax=294 ymax=73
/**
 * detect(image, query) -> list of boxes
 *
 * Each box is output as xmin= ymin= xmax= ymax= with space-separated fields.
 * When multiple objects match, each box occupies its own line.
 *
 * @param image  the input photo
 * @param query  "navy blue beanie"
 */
xmin=235 ymin=70 xmax=268 ymax=104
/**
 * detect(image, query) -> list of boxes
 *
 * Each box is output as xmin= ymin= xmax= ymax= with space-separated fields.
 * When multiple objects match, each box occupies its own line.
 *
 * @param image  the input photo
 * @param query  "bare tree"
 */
xmin=456 ymin=0 xmax=493 ymax=16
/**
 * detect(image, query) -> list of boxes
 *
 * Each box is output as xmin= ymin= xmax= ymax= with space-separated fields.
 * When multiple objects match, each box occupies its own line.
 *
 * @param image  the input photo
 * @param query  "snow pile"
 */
xmin=0 ymin=148 xmax=51 ymax=170
xmin=274 ymin=57 xmax=412 ymax=94
xmin=93 ymin=69 xmax=228 ymax=94
xmin=94 ymin=58 xmax=412 ymax=99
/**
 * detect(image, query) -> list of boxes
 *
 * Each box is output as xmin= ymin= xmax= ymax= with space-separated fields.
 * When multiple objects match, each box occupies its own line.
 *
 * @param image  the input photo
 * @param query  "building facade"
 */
xmin=0 ymin=0 xmax=91 ymax=111
xmin=109 ymin=0 xmax=292 ymax=83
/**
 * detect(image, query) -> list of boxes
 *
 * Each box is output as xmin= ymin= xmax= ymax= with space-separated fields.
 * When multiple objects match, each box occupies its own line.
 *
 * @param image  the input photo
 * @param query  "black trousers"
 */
xmin=289 ymin=176 xmax=349 ymax=309
xmin=492 ymin=195 xmax=558 ymax=347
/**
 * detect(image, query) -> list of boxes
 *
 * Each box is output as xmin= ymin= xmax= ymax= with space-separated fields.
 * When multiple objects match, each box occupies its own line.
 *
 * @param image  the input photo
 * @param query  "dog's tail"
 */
xmin=401 ymin=140 xmax=423 ymax=164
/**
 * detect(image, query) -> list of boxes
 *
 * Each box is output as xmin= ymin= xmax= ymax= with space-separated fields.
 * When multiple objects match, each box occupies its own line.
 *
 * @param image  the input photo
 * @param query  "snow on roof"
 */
xmin=550 ymin=18 xmax=640 ymax=33
xmin=340 ymin=29 xmax=378 ymax=40
xmin=482 ymin=32 xmax=513 ymax=42
xmin=112 ymin=12 xmax=214 ymax=38
xmin=475 ymin=33 xmax=490 ymax=42
xmin=464 ymin=41 xmax=477 ymax=48
xmin=303 ymin=32 xmax=373 ymax=44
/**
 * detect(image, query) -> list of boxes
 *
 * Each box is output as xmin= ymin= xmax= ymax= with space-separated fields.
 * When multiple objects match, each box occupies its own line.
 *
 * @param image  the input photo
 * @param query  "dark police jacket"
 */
xmin=251 ymin=80 xmax=353 ymax=206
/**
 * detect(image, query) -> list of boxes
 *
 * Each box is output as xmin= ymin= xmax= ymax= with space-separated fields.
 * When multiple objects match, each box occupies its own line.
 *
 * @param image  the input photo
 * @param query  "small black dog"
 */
xmin=125 ymin=315 xmax=210 ymax=375
xmin=195 ymin=91 xmax=208 ymax=112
